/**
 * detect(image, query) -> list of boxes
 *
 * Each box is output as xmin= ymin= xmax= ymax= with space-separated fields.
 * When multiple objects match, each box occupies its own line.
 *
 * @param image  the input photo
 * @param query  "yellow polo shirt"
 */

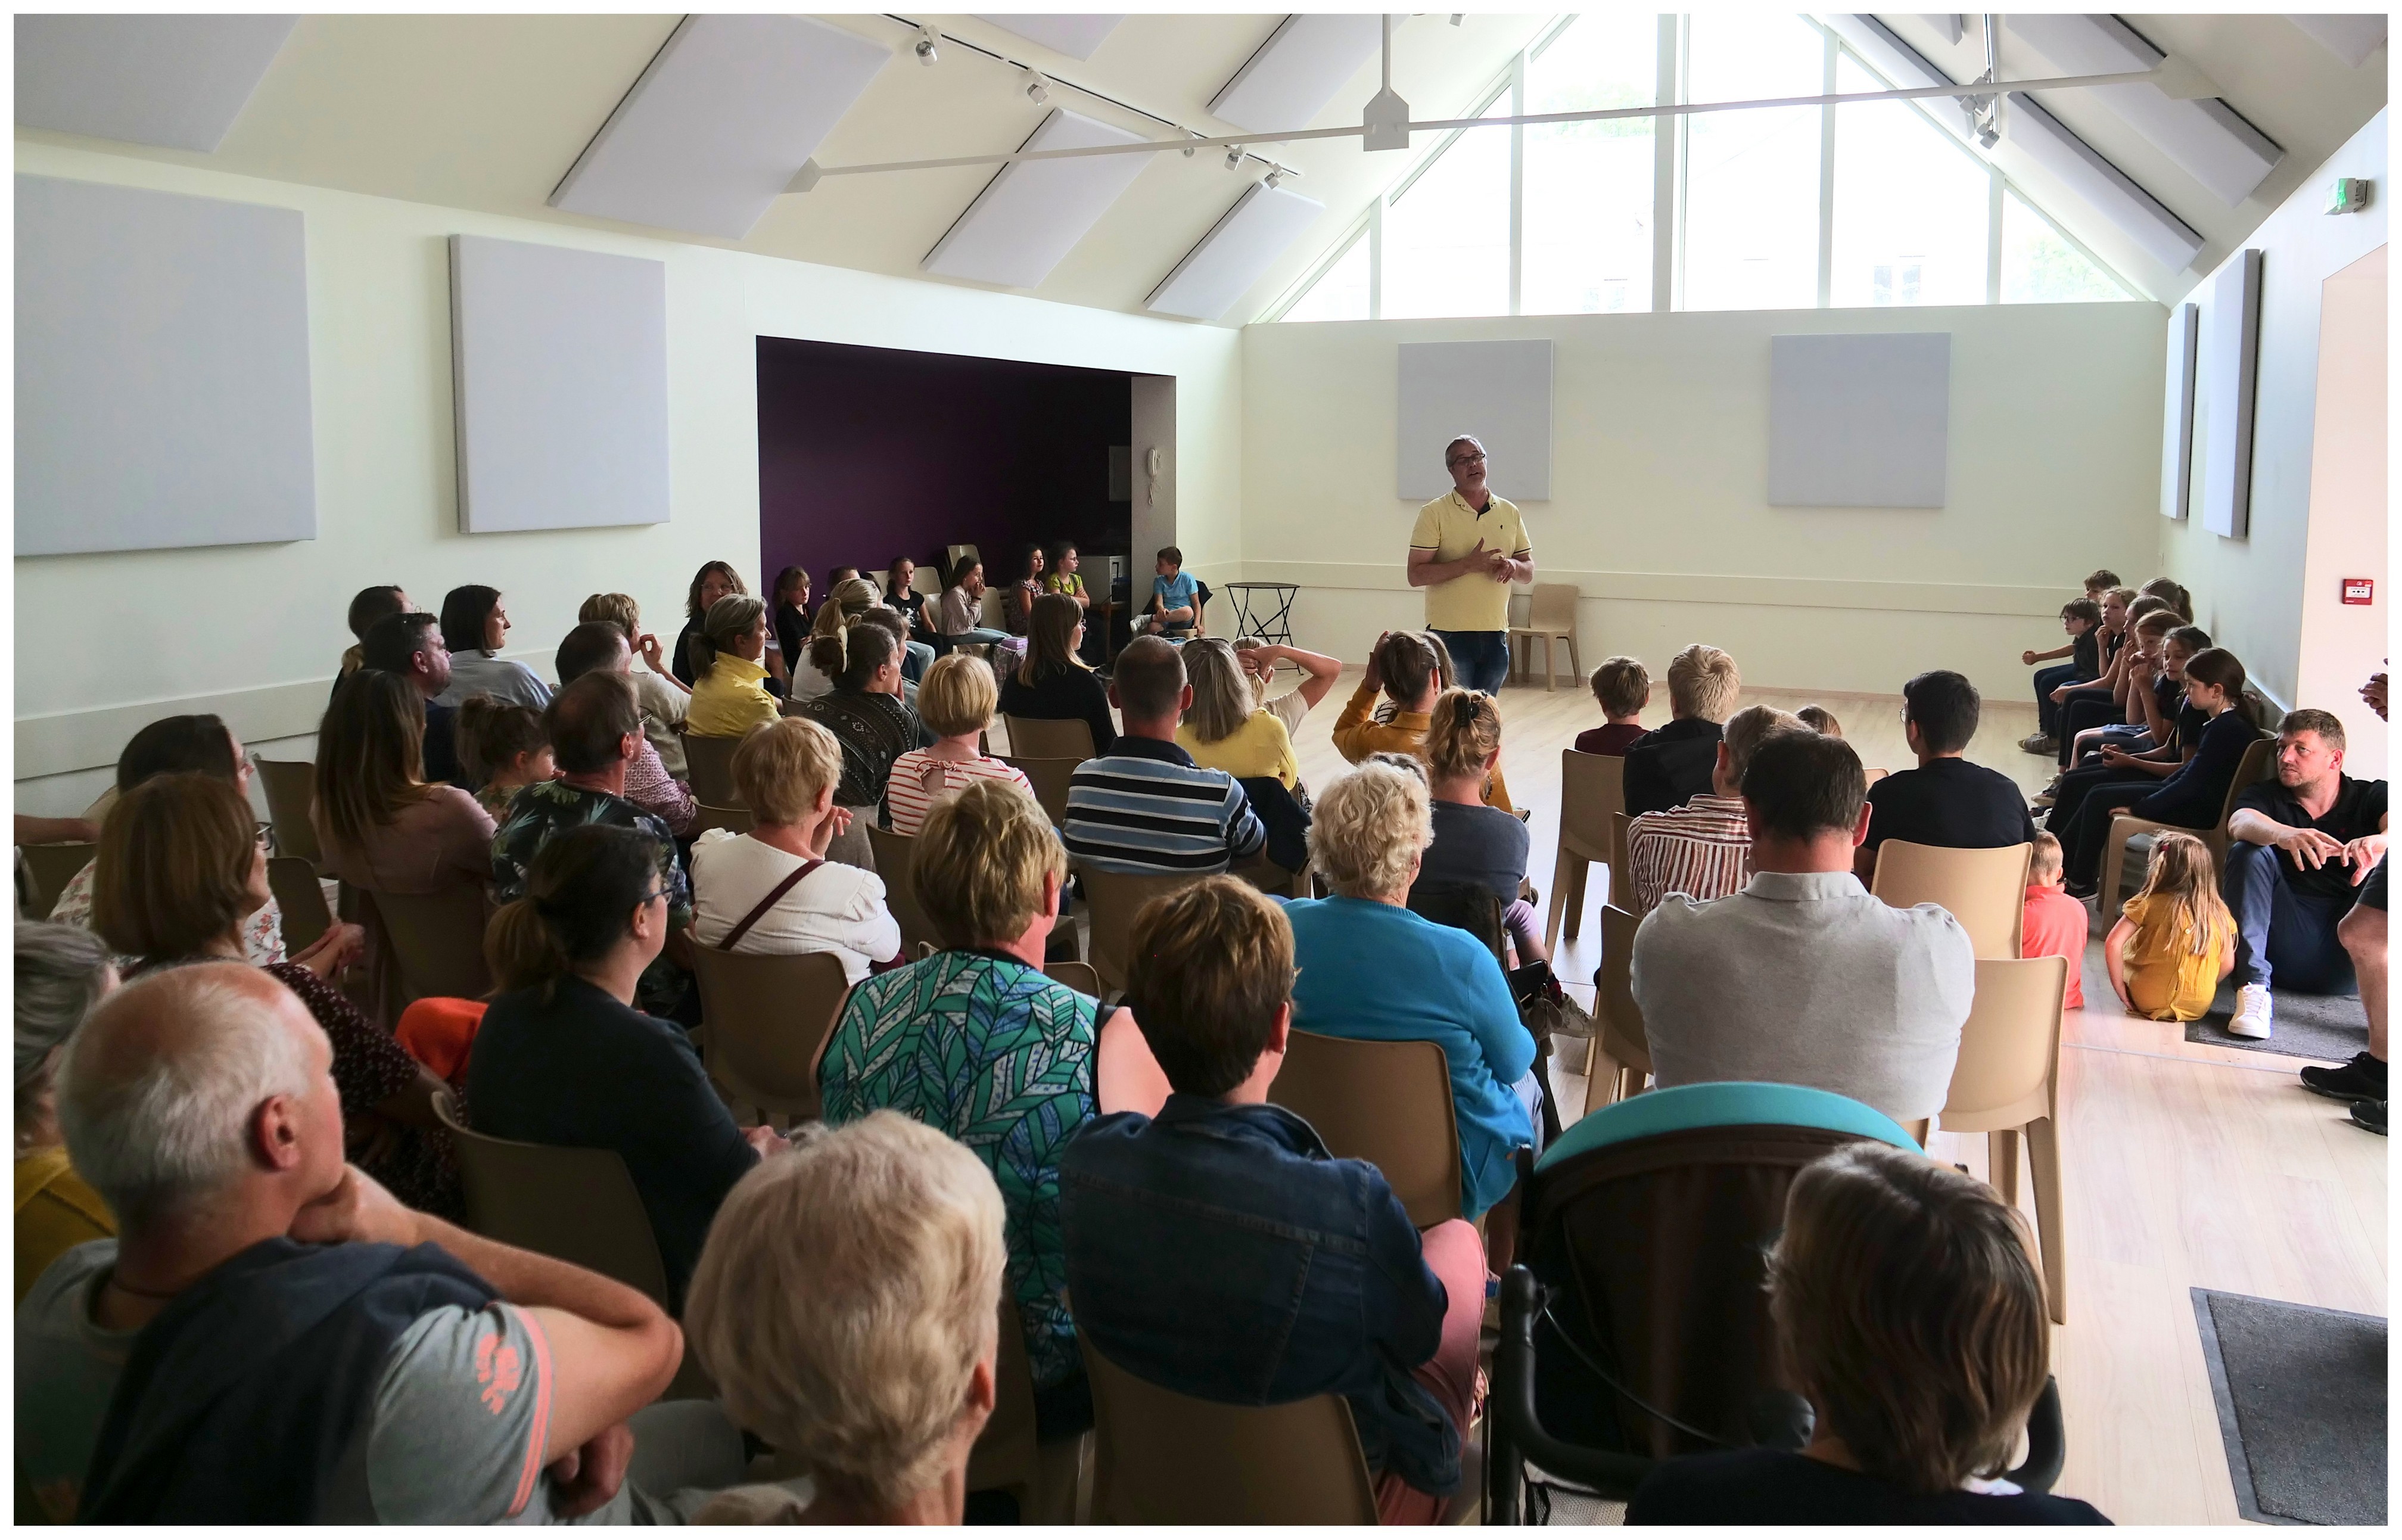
xmin=1410 ymin=490 xmax=1530 ymax=633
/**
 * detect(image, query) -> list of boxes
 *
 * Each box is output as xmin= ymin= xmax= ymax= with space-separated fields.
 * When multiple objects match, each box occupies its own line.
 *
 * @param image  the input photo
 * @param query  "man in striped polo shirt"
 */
xmin=1065 ymin=637 xmax=1266 ymax=875
xmin=1625 ymin=704 xmax=1803 ymax=916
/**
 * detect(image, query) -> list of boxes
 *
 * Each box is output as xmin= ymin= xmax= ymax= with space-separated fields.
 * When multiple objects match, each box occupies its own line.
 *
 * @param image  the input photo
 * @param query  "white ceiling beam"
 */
xmin=14 ymin=15 xmax=295 ymax=153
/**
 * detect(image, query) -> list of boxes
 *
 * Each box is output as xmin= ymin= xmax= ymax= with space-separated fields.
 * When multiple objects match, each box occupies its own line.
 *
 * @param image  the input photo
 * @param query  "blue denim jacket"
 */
xmin=1059 ymin=1094 xmax=1461 ymax=1495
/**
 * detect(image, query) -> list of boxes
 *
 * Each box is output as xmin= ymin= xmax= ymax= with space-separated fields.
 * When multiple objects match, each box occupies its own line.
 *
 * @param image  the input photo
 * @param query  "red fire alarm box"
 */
xmin=2342 ymin=578 xmax=2375 ymax=605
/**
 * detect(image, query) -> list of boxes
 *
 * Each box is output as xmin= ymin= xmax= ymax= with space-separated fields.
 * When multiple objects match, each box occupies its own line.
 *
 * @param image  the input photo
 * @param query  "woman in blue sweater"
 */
xmin=2058 ymin=647 xmax=2261 ymax=897
xmin=1280 ymin=758 xmax=1539 ymax=1219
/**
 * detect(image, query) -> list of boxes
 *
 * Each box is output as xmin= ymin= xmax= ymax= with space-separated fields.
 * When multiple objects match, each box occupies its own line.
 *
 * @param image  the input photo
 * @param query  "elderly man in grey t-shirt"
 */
xmin=1631 ymin=729 xmax=1975 ymax=1125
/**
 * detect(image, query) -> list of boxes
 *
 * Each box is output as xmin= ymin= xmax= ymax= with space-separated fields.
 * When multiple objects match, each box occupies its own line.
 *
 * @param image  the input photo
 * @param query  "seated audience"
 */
xmin=2053 ymin=648 xmax=2261 ymax=897
xmin=335 ymin=584 xmax=407 ymax=692
xmin=2045 ymin=589 xmax=2133 ymax=762
xmin=558 ymin=620 xmax=696 ymax=833
xmin=1621 ymin=643 xmax=1739 ymax=819
xmin=1632 ymin=730 xmax=1975 ymax=1124
xmin=770 ymin=564 xmax=812 ymax=685
xmin=684 ymin=1114 xmax=1004 ymax=1526
xmin=885 ymin=654 xmax=1033 ymax=839
xmin=1061 ymin=879 xmax=1483 ymax=1522
xmin=1626 ymin=1143 xmax=2107 ymax=1525
xmin=1796 ymin=703 xmax=1844 ymax=737
xmin=23 ymin=962 xmax=714 ymax=1523
xmin=453 ymin=695 xmax=552 ymax=822
xmin=1626 ymin=703 xmax=1799 ymax=917
xmin=826 ymin=565 xmax=861 ymax=588
xmin=854 ymin=606 xmax=928 ymax=709
xmin=2021 ymin=596 xmax=2102 ymax=753
xmin=1000 ymin=593 xmax=1116 ymax=757
xmin=1419 ymin=688 xmax=1547 ymax=962
xmin=1333 ymin=630 xmax=1515 ymax=812
xmin=2104 ymin=831 xmax=2235 ymax=1023
xmin=357 ymin=609 xmax=466 ymax=785
xmin=2039 ymin=620 xmax=2204 ymax=822
xmin=491 ymin=673 xmax=692 ymax=1016
xmin=1064 ymin=636 xmax=1265 ymax=875
xmin=2140 ymin=575 xmax=2193 ymax=621
xmin=1142 ymin=545 xmax=1200 ymax=638
xmin=1856 ymin=670 xmax=2036 ymax=879
xmin=2020 ymin=832 xmax=2089 ymax=1010
xmin=2221 ymin=708 xmax=2388 ymax=1041
xmin=684 ymin=593 xmax=781 ymax=739
xmin=95 ymin=772 xmax=459 ymax=1218
xmin=789 ymin=577 xmax=875 ymax=702
xmin=1041 ymin=540 xmax=1091 ymax=610
xmin=1005 ymin=543 xmax=1047 ymax=636
xmin=1281 ymin=760 xmax=1538 ymax=1219
xmin=579 ymin=590 xmax=692 ymax=780
xmin=789 ymin=619 xmax=923 ymax=857
xmin=821 ymin=779 xmax=1146 ymax=1445
xmin=1575 ymin=655 xmax=1651 ymax=757
xmin=886 ymin=555 xmax=935 ymax=640
xmin=674 ymin=560 xmax=785 ymax=692
xmin=15 ymin=922 xmax=116 ymax=1303
xmin=2307 ymin=674 xmax=2390 ymax=1127
xmin=690 ymin=718 xmax=900 ymax=984
xmin=1176 ymin=637 xmax=1301 ymax=789
xmin=432 ymin=586 xmax=550 ymax=710
xmin=1235 ymin=637 xmax=1342 ymax=738
xmin=938 ymin=558 xmax=1017 ymax=655
xmin=473 ymin=825 xmax=781 ymax=1309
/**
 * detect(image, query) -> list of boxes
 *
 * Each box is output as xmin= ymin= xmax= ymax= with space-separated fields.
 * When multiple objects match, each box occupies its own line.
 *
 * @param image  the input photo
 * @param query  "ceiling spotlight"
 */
xmin=914 ymin=25 xmax=938 ymax=66
xmin=1265 ymin=169 xmax=1284 ymax=189
xmin=1449 ymin=13 xmax=1464 ymax=24
xmin=1023 ymin=70 xmax=1049 ymax=105
xmin=1183 ymin=131 xmax=1202 ymax=158
xmin=1225 ymin=147 xmax=1244 ymax=170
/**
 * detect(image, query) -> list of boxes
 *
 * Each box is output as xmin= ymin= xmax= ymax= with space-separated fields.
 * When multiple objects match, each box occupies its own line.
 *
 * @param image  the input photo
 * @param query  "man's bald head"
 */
xmin=57 ymin=963 xmax=330 ymax=1227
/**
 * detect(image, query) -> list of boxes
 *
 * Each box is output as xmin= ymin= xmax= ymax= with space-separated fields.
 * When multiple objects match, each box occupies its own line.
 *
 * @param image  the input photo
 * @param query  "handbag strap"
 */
xmin=718 ymin=859 xmax=822 ymax=951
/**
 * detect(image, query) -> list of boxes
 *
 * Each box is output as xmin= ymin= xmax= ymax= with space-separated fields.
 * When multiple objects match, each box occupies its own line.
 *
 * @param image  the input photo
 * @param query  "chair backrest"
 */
xmin=863 ymin=823 xmax=942 ymax=956
xmin=1267 ymin=1028 xmax=1462 ymax=1227
xmin=965 ymin=1303 xmax=1043 ymax=1506
xmin=1002 ymin=715 xmax=1096 ymax=762
xmin=946 ymin=543 xmax=981 ymax=583
xmin=1941 ymin=954 xmax=2067 ymax=1133
xmin=369 ymin=883 xmax=493 ymax=1007
xmin=2218 ymin=736 xmax=2279 ymax=829
xmin=432 ymin=1088 xmax=672 ymax=1308
xmin=266 ymin=856 xmax=332 ymax=953
xmin=1557 ymin=749 xmax=1625 ymax=858
xmin=1081 ymin=867 xmax=1211 ymax=995
xmin=1083 ymin=1334 xmax=1379 ymax=1525
xmin=1526 ymin=582 xmax=1579 ymax=631
xmin=981 ymin=587 xmax=1009 ymax=629
xmin=1043 ymin=959 xmax=1103 ymax=997
xmin=689 ymin=802 xmax=755 ymax=837
xmin=1870 ymin=839 xmax=2031 ymax=959
xmin=254 ymin=757 xmax=321 ymax=866
xmin=1608 ymin=810 xmax=1634 ymax=910
xmin=1597 ymin=903 xmax=1649 ymax=1072
xmin=1407 ymin=879 xmax=1508 ymax=964
xmin=689 ymin=948 xmax=851 ymax=1122
xmin=682 ymin=734 xmax=744 ymax=807
xmin=999 ymin=754 xmax=1078 ymax=828
xmin=17 ymin=842 xmax=95 ymax=921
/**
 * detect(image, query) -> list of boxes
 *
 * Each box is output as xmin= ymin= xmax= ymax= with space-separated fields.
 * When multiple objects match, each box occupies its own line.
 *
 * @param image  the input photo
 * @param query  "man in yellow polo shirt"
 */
xmin=1408 ymin=434 xmax=1533 ymax=692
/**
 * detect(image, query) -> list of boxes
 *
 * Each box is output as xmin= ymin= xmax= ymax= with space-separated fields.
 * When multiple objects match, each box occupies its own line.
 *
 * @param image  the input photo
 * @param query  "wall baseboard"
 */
xmin=1231 ymin=562 xmax=2069 ymax=618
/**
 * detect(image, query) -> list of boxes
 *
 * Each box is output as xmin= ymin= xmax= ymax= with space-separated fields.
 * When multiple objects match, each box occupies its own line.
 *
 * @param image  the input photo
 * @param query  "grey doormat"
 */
xmin=2192 ymin=1289 xmax=2387 ymax=1525
xmin=2184 ymin=980 xmax=2368 ymax=1062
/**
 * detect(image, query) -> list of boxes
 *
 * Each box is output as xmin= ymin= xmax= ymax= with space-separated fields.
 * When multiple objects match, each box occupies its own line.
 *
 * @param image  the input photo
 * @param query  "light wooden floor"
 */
xmin=1262 ymin=667 xmax=2385 ymax=1527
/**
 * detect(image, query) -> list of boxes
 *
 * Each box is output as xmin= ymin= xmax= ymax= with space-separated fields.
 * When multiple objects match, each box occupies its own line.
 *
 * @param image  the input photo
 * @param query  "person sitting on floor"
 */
xmin=15 ymin=922 xmax=117 ymax=1305
xmin=1575 ymin=655 xmax=1651 ymax=757
xmin=885 ymin=654 xmax=1032 ymax=839
xmin=555 ymin=620 xmax=696 ymax=834
xmin=2020 ymin=832 xmax=2088 ymax=1012
xmin=2305 ymin=672 xmax=2390 ymax=1131
xmin=1626 ymin=703 xmax=1800 ymax=917
xmin=1632 ymin=729 xmax=1974 ymax=1127
xmin=1418 ymin=687 xmax=1548 ymax=962
xmin=1621 ymin=643 xmax=1740 ymax=819
xmin=1063 ymin=636 xmax=1266 ymax=876
xmin=1333 ymin=630 xmax=1515 ymax=813
xmin=1060 ymin=878 xmax=1485 ymax=1523
xmin=2104 ymin=831 xmax=2235 ymax=1023
xmin=1626 ymin=1143 xmax=2107 ymax=1525
xmin=1855 ymin=670 xmax=2036 ymax=881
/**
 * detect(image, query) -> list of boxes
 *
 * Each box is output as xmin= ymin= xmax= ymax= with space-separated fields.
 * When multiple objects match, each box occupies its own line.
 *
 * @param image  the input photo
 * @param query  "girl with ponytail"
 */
xmin=1418 ymin=688 xmax=1547 ymax=963
xmin=1333 ymin=631 xmax=1516 ymax=813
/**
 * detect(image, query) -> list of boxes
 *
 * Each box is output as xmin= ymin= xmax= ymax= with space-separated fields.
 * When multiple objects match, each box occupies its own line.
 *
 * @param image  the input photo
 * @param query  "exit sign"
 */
xmin=2342 ymin=577 xmax=2375 ymax=605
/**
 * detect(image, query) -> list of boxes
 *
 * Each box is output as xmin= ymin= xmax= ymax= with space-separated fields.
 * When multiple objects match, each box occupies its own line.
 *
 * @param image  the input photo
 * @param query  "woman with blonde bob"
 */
xmin=885 ymin=654 xmax=1033 ymax=838
xmin=1628 ymin=1143 xmax=2105 ymax=1523
xmin=688 ymin=718 xmax=901 ymax=984
xmin=685 ymin=1112 xmax=1006 ymax=1525
xmin=684 ymin=593 xmax=780 ymax=738
xmin=1175 ymin=637 xmax=1300 ymax=789
xmin=1278 ymin=761 xmax=1539 ymax=1219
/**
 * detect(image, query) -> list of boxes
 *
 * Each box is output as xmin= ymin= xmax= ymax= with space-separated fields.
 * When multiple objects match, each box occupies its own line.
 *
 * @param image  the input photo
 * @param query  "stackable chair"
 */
xmin=863 ymin=823 xmax=942 ymax=958
xmin=2098 ymin=737 xmax=2277 ymax=919
xmin=254 ymin=756 xmax=323 ymax=867
xmin=1000 ymin=715 xmax=1096 ymax=763
xmin=682 ymin=734 xmax=744 ymax=808
xmin=1267 ymin=1029 xmax=1461 ymax=1228
xmin=1545 ymin=749 xmax=1626 ymax=952
xmin=1871 ymin=839 xmax=2033 ymax=959
xmin=17 ymin=842 xmax=95 ymax=920
xmin=1584 ymin=904 xmax=1651 ymax=1106
xmin=688 ymin=948 xmax=851 ymax=1130
xmin=1506 ymin=582 xmax=1582 ymax=690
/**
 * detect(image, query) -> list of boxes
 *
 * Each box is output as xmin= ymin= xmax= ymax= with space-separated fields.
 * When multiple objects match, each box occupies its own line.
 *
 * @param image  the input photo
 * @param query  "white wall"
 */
xmin=1239 ymin=301 xmax=2167 ymax=699
xmin=2293 ymin=245 xmax=2387 ymax=777
xmin=13 ymin=140 xmax=1242 ymax=815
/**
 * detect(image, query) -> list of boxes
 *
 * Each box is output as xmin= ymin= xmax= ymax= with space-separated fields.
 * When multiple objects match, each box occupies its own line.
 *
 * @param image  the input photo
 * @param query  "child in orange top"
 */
xmin=2105 ymin=832 xmax=2235 ymax=1022
xmin=2020 ymin=831 xmax=2087 ymax=1010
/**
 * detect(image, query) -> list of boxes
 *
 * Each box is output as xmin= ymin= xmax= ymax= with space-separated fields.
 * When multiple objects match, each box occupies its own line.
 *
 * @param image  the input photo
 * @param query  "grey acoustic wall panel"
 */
xmin=1147 ymin=182 xmax=1327 ymax=322
xmin=923 ymin=108 xmax=1149 ymax=288
xmin=973 ymin=15 xmax=1124 ymax=59
xmin=15 ymin=14 xmax=294 ymax=152
xmin=2161 ymin=301 xmax=2198 ymax=520
xmin=2198 ymin=249 xmax=2263 ymax=539
xmin=1768 ymin=333 xmax=1952 ymax=508
xmin=450 ymin=235 xmax=668 ymax=534
xmin=17 ymin=175 xmax=315 ymax=556
xmin=551 ymin=14 xmax=889 ymax=239
xmin=2006 ymin=96 xmax=2205 ymax=270
xmin=1211 ymin=14 xmax=1383 ymax=133
xmin=1397 ymin=340 xmax=1553 ymax=502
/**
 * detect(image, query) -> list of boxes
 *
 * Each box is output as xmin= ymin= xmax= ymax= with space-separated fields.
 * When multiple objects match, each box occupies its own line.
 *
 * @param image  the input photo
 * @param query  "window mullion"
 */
xmin=1816 ymin=28 xmax=1835 ymax=308
xmin=1656 ymin=14 xmax=1681 ymax=312
xmin=1368 ymin=197 xmax=1383 ymax=321
xmin=1509 ymin=49 xmax=1526 ymax=316
xmin=1986 ymin=166 xmax=2005 ymax=303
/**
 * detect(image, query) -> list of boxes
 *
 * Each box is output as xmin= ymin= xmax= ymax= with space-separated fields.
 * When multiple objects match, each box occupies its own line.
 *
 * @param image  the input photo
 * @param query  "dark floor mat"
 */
xmin=2185 ymin=980 xmax=2367 ymax=1063
xmin=2192 ymin=1289 xmax=2387 ymax=1525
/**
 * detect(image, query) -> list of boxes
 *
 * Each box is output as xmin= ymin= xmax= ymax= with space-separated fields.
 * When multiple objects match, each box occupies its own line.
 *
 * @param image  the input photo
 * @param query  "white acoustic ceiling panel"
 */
xmin=1210 ymin=14 xmax=1383 ymax=133
xmin=1768 ymin=334 xmax=1952 ymax=509
xmin=2161 ymin=301 xmax=2198 ymax=521
xmin=1823 ymin=15 xmax=1962 ymax=129
xmin=15 ymin=14 xmax=295 ymax=152
xmin=1917 ymin=14 xmax=1966 ymax=45
xmin=2198 ymin=250 xmax=2263 ymax=539
xmin=923 ymin=108 xmax=1150 ymax=288
xmin=17 ymin=175 xmax=315 ymax=555
xmin=552 ymin=14 xmax=889 ymax=239
xmin=1398 ymin=340 xmax=1553 ymax=502
xmin=1147 ymin=182 xmax=1327 ymax=322
xmin=450 ymin=235 xmax=669 ymax=534
xmin=2005 ymin=14 xmax=2282 ymax=207
xmin=973 ymin=15 xmax=1124 ymax=60
xmin=2006 ymin=97 xmax=2204 ymax=270
xmin=2291 ymin=14 xmax=2387 ymax=68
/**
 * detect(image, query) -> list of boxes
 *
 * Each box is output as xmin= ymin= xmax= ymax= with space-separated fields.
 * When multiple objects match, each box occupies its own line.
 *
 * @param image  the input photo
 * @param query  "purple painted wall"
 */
xmin=756 ymin=337 xmax=1132 ymax=595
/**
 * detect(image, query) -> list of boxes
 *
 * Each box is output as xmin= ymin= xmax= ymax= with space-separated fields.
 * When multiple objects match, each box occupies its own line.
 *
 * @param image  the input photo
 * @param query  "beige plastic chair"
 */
xmin=254 ymin=757 xmax=323 ymax=867
xmin=1871 ymin=839 xmax=2033 ymax=959
xmin=1268 ymin=1028 xmax=1462 ymax=1227
xmin=1000 ymin=754 xmax=1078 ymax=828
xmin=1080 ymin=867 xmax=1209 ymax=995
xmin=689 ymin=802 xmax=755 ymax=837
xmin=682 ymin=734 xmax=744 ymax=808
xmin=1939 ymin=954 xmax=2070 ymax=1324
xmin=17 ymin=842 xmax=95 ymax=921
xmin=1043 ymin=959 xmax=1103 ymax=997
xmin=2099 ymin=737 xmax=2277 ymax=919
xmin=1584 ymin=904 xmax=1652 ymax=1107
xmin=967 ymin=1304 xmax=1084 ymax=1523
xmin=689 ymin=948 xmax=851 ymax=1129
xmin=1506 ymin=583 xmax=1582 ymax=691
xmin=1608 ymin=809 xmax=1634 ymax=911
xmin=1001 ymin=715 xmax=1097 ymax=762
xmin=368 ymin=883 xmax=493 ymax=1009
xmin=1545 ymin=749 xmax=1625 ymax=952
xmin=863 ymin=823 xmax=943 ymax=957
xmin=267 ymin=856 xmax=332 ymax=953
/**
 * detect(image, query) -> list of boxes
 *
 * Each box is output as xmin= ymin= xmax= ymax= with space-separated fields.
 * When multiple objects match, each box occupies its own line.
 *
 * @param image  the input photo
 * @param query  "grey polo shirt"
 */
xmin=1629 ymin=869 xmax=1976 ymax=1122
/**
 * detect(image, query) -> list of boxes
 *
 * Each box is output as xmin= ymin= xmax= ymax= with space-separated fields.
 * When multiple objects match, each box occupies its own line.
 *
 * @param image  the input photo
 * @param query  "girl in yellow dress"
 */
xmin=2105 ymin=832 xmax=2236 ymax=1022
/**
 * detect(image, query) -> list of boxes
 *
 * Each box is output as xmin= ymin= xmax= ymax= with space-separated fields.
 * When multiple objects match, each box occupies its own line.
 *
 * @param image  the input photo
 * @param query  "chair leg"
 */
xmin=1563 ymin=859 xmax=1591 ymax=941
xmin=1565 ymin=637 xmax=1580 ymax=694
xmin=1615 ymin=1065 xmax=1644 ymax=1102
xmin=2025 ymin=1116 xmax=2067 ymax=1325
xmin=1544 ymin=846 xmax=1575 ymax=953
xmin=1586 ymin=1044 xmax=1621 ymax=1107
xmin=1988 ymin=1127 xmax=2021 ymax=1207
xmin=1542 ymin=634 xmax=1556 ymax=691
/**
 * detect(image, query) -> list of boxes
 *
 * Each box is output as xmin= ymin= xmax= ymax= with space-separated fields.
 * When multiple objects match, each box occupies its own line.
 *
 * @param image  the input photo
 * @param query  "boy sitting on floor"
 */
xmin=1141 ymin=546 xmax=1202 ymax=639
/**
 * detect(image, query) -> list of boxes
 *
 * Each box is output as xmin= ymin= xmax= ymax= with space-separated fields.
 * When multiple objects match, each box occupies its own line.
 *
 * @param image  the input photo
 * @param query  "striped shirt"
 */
xmin=1063 ymin=737 xmax=1267 ymax=874
xmin=1627 ymin=794 xmax=1751 ymax=917
xmin=884 ymin=750 xmax=1034 ymax=837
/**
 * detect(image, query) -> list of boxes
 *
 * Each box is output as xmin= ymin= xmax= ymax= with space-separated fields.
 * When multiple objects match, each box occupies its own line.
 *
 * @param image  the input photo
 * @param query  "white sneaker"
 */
xmin=2227 ymin=984 xmax=2274 ymax=1040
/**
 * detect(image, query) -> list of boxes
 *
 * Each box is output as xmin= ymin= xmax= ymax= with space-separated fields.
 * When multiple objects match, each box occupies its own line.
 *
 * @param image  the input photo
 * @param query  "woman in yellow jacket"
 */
xmin=684 ymin=593 xmax=782 ymax=739
xmin=15 ymin=922 xmax=117 ymax=1303
xmin=1331 ymin=630 xmax=1514 ymax=813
